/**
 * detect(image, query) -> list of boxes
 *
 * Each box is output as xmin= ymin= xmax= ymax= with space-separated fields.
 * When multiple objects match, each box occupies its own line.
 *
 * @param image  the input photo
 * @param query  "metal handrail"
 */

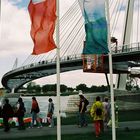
xmin=4 ymin=42 xmax=140 ymax=76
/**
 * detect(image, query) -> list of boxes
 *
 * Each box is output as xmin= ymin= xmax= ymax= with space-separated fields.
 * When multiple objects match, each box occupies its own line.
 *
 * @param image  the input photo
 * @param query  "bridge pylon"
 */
xmin=115 ymin=0 xmax=134 ymax=90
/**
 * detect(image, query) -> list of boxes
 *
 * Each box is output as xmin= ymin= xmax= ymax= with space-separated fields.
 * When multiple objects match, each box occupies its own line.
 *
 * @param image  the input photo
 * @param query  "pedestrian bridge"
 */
xmin=2 ymin=42 xmax=140 ymax=92
xmin=1 ymin=0 xmax=140 ymax=92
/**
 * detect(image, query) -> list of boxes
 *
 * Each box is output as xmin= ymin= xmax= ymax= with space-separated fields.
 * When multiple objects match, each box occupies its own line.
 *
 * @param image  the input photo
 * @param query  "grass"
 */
xmin=61 ymin=110 xmax=140 ymax=125
xmin=0 ymin=110 xmax=140 ymax=140
xmin=0 ymin=109 xmax=139 ymax=129
xmin=119 ymin=110 xmax=140 ymax=122
xmin=1 ymin=130 xmax=140 ymax=140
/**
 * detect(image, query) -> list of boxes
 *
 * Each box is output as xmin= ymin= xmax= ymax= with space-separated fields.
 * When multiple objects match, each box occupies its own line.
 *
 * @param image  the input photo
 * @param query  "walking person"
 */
xmin=107 ymin=97 xmax=119 ymax=128
xmin=16 ymin=97 xmax=26 ymax=130
xmin=102 ymin=97 xmax=110 ymax=128
xmin=75 ymin=90 xmax=89 ymax=127
xmin=30 ymin=96 xmax=42 ymax=128
xmin=2 ymin=98 xmax=14 ymax=132
xmin=90 ymin=96 xmax=104 ymax=137
xmin=47 ymin=98 xmax=54 ymax=127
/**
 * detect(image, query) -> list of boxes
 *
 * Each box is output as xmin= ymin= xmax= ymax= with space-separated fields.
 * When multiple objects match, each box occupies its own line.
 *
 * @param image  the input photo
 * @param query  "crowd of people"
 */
xmin=0 ymin=96 xmax=54 ymax=132
xmin=0 ymin=92 xmax=118 ymax=138
xmin=75 ymin=91 xmax=119 ymax=138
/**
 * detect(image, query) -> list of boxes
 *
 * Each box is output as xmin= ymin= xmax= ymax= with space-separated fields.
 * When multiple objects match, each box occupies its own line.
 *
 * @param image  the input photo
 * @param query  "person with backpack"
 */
xmin=75 ymin=90 xmax=89 ymax=127
xmin=90 ymin=96 xmax=104 ymax=137
xmin=47 ymin=98 xmax=54 ymax=127
xmin=2 ymin=98 xmax=14 ymax=132
xmin=29 ymin=96 xmax=42 ymax=128
xmin=16 ymin=97 xmax=26 ymax=130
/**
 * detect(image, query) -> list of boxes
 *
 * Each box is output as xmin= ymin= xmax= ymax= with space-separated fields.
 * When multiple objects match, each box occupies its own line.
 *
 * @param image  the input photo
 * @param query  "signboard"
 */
xmin=82 ymin=54 xmax=105 ymax=73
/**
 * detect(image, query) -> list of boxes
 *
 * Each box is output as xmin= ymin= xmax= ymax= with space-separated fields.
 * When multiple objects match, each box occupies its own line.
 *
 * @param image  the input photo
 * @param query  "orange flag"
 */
xmin=28 ymin=0 xmax=57 ymax=55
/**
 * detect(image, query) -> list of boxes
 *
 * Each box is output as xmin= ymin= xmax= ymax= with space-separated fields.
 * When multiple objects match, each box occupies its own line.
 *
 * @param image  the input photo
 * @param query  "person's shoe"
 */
xmin=37 ymin=125 xmax=43 ymax=128
xmin=49 ymin=125 xmax=52 ymax=128
xmin=28 ymin=126 xmax=33 ymax=128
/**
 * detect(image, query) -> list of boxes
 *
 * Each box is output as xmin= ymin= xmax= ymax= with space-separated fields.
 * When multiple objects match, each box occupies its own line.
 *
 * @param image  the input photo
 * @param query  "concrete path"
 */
xmin=0 ymin=121 xmax=140 ymax=139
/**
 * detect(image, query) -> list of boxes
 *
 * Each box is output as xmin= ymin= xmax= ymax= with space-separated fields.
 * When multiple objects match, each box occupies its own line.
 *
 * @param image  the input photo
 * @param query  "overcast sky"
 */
xmin=1 ymin=0 xmax=139 ymax=88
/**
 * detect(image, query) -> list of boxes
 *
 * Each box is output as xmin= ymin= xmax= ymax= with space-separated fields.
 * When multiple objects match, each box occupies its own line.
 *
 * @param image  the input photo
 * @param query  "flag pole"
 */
xmin=105 ymin=1 xmax=116 ymax=140
xmin=56 ymin=0 xmax=61 ymax=140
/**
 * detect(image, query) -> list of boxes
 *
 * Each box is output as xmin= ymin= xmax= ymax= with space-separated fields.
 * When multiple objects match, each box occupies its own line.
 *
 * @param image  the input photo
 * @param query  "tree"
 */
xmin=60 ymin=84 xmax=67 ymax=92
xmin=34 ymin=85 xmax=41 ymax=93
xmin=67 ymin=87 xmax=74 ymax=92
xmin=27 ymin=82 xmax=36 ymax=93
xmin=76 ymin=84 xmax=89 ymax=92
xmin=90 ymin=85 xmax=98 ymax=92
xmin=42 ymin=84 xmax=56 ymax=92
xmin=26 ymin=82 xmax=41 ymax=93
xmin=42 ymin=85 xmax=48 ymax=93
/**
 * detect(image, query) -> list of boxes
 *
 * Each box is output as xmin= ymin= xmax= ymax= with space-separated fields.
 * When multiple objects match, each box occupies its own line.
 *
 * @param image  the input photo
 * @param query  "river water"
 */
xmin=1 ymin=92 xmax=140 ymax=120
xmin=0 ymin=96 xmax=70 ymax=119
xmin=0 ymin=92 xmax=107 ymax=119
xmin=23 ymin=96 xmax=70 ymax=118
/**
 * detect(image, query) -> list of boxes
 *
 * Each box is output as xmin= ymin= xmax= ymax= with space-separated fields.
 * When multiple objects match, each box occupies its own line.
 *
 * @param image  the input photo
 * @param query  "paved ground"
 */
xmin=0 ymin=121 xmax=140 ymax=139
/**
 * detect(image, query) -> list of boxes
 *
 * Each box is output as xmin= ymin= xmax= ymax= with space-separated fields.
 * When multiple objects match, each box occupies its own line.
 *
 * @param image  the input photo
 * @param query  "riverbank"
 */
xmin=0 ymin=91 xmax=140 ymax=118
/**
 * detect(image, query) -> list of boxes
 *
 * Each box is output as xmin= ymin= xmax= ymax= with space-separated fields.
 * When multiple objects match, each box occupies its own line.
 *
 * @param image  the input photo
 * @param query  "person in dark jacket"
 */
xmin=2 ymin=98 xmax=14 ymax=132
xmin=16 ymin=97 xmax=26 ymax=130
xmin=75 ymin=91 xmax=88 ymax=127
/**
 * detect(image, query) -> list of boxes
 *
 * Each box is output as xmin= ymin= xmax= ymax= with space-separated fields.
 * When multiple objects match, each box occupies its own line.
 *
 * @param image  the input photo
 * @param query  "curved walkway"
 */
xmin=0 ymin=121 xmax=140 ymax=139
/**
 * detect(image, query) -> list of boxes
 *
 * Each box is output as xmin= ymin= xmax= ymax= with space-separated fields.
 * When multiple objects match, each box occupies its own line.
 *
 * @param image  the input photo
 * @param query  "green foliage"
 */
xmin=26 ymin=82 xmax=41 ymax=93
xmin=119 ymin=110 xmax=140 ymax=122
xmin=42 ymin=84 xmax=56 ymax=92
xmin=2 ymin=129 xmax=140 ymax=140
xmin=76 ymin=84 xmax=89 ymax=92
xmin=60 ymin=84 xmax=67 ymax=92
xmin=24 ymin=82 xmax=109 ymax=95
xmin=76 ymin=84 xmax=108 ymax=93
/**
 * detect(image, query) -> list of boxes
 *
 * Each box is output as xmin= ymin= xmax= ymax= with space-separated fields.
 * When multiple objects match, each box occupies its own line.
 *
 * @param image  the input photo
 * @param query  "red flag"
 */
xmin=28 ymin=0 xmax=57 ymax=55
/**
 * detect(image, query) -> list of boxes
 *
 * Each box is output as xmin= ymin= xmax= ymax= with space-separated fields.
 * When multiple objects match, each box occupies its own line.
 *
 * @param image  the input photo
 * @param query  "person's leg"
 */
xmin=100 ymin=120 xmax=104 ymax=133
xmin=3 ymin=117 xmax=10 ymax=132
xmin=79 ymin=113 xmax=83 ymax=127
xmin=20 ymin=116 xmax=25 ymax=129
xmin=50 ymin=114 xmax=54 ymax=127
xmin=36 ymin=114 xmax=42 ymax=127
xmin=31 ymin=112 xmax=36 ymax=127
xmin=77 ymin=112 xmax=80 ymax=126
xmin=95 ymin=120 xmax=100 ymax=137
xmin=18 ymin=116 xmax=22 ymax=129
xmin=83 ymin=113 xmax=88 ymax=126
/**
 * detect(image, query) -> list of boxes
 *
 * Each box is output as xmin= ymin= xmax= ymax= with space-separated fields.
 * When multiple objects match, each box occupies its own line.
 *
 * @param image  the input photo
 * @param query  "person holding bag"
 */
xmin=29 ymin=96 xmax=42 ymax=128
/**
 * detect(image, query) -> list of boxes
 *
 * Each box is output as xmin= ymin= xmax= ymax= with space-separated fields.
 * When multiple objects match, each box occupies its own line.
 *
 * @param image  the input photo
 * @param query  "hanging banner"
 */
xmin=82 ymin=54 xmax=105 ymax=73
xmin=28 ymin=0 xmax=57 ymax=55
xmin=78 ymin=0 xmax=109 ymax=54
xmin=78 ymin=0 xmax=109 ymax=73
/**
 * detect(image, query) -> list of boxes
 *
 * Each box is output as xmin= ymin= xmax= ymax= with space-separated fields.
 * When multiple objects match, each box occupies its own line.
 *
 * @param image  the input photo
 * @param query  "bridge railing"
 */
xmin=4 ymin=54 xmax=82 ymax=76
xmin=4 ymin=42 xmax=140 ymax=76
xmin=112 ymin=42 xmax=140 ymax=54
